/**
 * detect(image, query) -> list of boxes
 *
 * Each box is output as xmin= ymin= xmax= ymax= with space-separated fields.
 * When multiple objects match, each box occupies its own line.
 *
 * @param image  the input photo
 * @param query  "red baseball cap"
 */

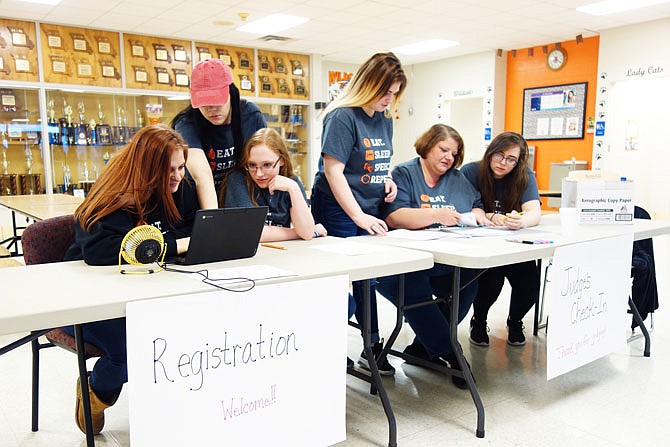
xmin=189 ymin=59 xmax=234 ymax=108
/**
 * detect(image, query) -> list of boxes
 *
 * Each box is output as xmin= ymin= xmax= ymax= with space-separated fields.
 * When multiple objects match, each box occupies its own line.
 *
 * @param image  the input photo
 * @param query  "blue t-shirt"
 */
xmin=313 ymin=107 xmax=393 ymax=217
xmin=224 ymin=170 xmax=307 ymax=228
xmin=173 ymin=101 xmax=266 ymax=189
xmin=460 ymin=161 xmax=540 ymax=213
xmin=384 ymin=158 xmax=483 ymax=221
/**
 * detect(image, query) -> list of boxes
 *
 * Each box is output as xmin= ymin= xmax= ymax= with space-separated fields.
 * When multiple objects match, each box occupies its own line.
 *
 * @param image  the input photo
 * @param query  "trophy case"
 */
xmin=1 ymin=87 xmax=44 ymax=195
xmin=45 ymin=89 xmax=189 ymax=194
xmin=257 ymin=102 xmax=309 ymax=187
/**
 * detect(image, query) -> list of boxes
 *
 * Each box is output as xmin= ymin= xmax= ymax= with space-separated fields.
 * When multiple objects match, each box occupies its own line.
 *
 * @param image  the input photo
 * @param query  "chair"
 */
xmin=21 ymin=214 xmax=104 ymax=433
xmin=630 ymin=206 xmax=658 ymax=328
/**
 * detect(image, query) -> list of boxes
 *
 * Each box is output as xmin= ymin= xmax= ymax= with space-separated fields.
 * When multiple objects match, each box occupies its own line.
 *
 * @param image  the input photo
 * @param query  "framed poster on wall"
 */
xmin=522 ymin=82 xmax=587 ymax=140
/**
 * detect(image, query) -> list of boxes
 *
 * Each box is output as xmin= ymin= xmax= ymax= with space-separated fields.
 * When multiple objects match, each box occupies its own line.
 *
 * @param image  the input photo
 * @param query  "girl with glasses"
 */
xmin=460 ymin=131 xmax=542 ymax=347
xmin=222 ymin=128 xmax=326 ymax=242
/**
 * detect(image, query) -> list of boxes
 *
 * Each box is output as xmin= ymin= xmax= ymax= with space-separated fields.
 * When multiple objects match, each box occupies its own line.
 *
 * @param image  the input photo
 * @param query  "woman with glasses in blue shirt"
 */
xmin=222 ymin=128 xmax=326 ymax=242
xmin=460 ymin=132 xmax=542 ymax=347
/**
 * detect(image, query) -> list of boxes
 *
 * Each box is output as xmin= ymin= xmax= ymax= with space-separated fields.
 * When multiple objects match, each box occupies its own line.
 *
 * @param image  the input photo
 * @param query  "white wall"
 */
xmin=310 ymin=51 xmax=504 ymax=180
xmin=593 ymin=18 xmax=670 ymax=221
xmin=392 ymin=51 xmax=504 ymax=165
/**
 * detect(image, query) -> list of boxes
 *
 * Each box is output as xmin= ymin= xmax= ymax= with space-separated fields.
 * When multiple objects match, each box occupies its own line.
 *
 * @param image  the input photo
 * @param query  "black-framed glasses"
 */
xmin=245 ymin=158 xmax=281 ymax=173
xmin=492 ymin=152 xmax=518 ymax=166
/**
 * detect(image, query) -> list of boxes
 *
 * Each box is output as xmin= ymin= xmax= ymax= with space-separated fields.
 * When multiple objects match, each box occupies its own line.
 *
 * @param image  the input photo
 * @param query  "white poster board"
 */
xmin=126 ymin=275 xmax=349 ymax=447
xmin=547 ymin=235 xmax=633 ymax=379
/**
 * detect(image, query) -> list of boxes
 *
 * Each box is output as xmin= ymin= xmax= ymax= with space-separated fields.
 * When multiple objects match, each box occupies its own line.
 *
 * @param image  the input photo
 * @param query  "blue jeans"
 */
xmin=63 ymin=318 xmax=127 ymax=403
xmin=377 ymin=265 xmax=479 ymax=359
xmin=311 ymin=188 xmax=378 ymax=342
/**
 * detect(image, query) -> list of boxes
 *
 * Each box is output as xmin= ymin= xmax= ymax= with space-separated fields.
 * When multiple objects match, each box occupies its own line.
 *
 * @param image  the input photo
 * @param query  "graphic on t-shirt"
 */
xmin=418 ymin=193 xmax=455 ymax=209
xmin=359 ymin=135 xmax=390 ymax=186
xmin=206 ymin=146 xmax=236 ymax=175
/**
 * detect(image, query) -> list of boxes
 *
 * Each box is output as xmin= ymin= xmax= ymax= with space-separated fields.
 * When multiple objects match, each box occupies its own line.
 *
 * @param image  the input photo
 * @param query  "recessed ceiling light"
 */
xmin=390 ymin=39 xmax=459 ymax=55
xmin=577 ymin=0 xmax=669 ymax=16
xmin=17 ymin=0 xmax=62 ymax=5
xmin=236 ymin=14 xmax=309 ymax=35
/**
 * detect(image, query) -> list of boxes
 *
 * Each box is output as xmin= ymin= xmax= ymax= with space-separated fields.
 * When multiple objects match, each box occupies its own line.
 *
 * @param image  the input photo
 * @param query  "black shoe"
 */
xmin=507 ymin=317 xmax=526 ymax=346
xmin=402 ymin=337 xmax=430 ymax=366
xmin=436 ymin=352 xmax=474 ymax=390
xmin=347 ymin=357 xmax=354 ymax=371
xmin=469 ymin=316 xmax=490 ymax=347
xmin=358 ymin=340 xmax=395 ymax=376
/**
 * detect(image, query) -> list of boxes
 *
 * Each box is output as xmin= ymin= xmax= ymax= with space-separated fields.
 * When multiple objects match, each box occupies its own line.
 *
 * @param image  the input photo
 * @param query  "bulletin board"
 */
xmin=522 ymin=82 xmax=587 ymax=140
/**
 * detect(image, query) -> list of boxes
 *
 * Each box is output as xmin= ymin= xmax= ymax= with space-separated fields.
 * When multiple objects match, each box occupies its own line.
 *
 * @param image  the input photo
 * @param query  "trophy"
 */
xmin=2 ymin=147 xmax=8 ymax=175
xmin=76 ymin=101 xmax=88 ymax=145
xmin=115 ymin=106 xmax=127 ymax=144
xmin=82 ymin=161 xmax=90 ymax=182
xmin=136 ymin=108 xmax=144 ymax=128
xmin=97 ymin=103 xmax=104 ymax=124
xmin=63 ymin=102 xmax=75 ymax=145
xmin=25 ymin=145 xmax=32 ymax=174
xmin=47 ymin=99 xmax=56 ymax=123
xmin=63 ymin=163 xmax=71 ymax=192
xmin=88 ymin=119 xmax=97 ymax=145
xmin=103 ymin=151 xmax=110 ymax=164
xmin=77 ymin=101 xmax=86 ymax=124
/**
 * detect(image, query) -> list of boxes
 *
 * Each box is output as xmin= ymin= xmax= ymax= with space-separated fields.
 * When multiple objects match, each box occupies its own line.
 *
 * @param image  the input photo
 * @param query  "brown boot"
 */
xmin=75 ymin=375 xmax=114 ymax=435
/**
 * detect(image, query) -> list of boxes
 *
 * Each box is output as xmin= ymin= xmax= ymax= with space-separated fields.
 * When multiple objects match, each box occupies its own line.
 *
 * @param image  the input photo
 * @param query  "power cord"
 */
xmin=159 ymin=262 xmax=256 ymax=292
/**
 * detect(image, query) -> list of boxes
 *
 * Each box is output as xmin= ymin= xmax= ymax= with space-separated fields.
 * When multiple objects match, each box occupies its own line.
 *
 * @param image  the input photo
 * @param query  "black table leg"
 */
xmin=451 ymin=267 xmax=485 ymax=438
xmin=74 ymin=324 xmax=95 ymax=447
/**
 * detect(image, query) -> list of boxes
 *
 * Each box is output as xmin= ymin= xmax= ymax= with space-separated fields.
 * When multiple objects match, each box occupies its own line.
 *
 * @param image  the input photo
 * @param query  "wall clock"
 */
xmin=547 ymin=48 xmax=567 ymax=71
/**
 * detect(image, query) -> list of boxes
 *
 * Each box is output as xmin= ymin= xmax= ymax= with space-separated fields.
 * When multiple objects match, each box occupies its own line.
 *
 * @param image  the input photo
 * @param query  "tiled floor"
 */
xmin=1 ymin=238 xmax=668 ymax=446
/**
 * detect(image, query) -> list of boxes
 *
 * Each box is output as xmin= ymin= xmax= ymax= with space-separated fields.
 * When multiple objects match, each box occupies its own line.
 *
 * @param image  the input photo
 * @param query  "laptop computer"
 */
xmin=172 ymin=206 xmax=268 ymax=265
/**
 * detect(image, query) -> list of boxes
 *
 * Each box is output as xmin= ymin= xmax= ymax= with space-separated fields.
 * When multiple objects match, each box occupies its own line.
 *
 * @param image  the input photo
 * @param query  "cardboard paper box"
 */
xmin=561 ymin=172 xmax=634 ymax=224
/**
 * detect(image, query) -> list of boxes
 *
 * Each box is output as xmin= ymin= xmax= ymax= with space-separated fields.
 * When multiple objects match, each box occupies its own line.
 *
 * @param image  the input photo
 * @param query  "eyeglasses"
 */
xmin=492 ymin=152 xmax=518 ymax=166
xmin=245 ymin=158 xmax=281 ymax=173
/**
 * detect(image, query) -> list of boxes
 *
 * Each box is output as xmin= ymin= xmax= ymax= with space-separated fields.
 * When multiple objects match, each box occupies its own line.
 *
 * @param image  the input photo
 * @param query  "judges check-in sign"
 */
xmin=126 ymin=276 xmax=348 ymax=447
xmin=547 ymin=234 xmax=633 ymax=379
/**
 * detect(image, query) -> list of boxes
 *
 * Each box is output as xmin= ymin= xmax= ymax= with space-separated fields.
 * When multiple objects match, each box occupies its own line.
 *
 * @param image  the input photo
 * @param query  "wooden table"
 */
xmin=0 ymin=194 xmax=83 ymax=256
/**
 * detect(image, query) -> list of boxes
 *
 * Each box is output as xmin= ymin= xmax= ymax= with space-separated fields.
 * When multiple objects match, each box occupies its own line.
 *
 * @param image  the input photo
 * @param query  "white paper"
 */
xmin=387 ymin=229 xmax=455 ymax=241
xmin=458 ymin=212 xmax=478 ymax=227
xmin=546 ymin=235 xmax=632 ymax=379
xmin=127 ymin=276 xmax=348 ymax=447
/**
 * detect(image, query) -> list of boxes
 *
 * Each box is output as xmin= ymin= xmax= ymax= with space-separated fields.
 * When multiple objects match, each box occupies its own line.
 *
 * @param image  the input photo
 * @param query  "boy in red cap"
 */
xmin=172 ymin=58 xmax=266 ymax=208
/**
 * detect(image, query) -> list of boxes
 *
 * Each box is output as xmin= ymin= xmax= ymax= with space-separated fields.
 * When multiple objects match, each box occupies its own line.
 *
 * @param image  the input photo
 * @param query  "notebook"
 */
xmin=172 ymin=206 xmax=268 ymax=265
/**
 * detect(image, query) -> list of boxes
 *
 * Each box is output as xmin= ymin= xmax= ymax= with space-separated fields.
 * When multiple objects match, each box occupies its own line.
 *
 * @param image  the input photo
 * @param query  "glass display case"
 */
xmin=0 ymin=86 xmax=312 ymax=196
xmin=44 ymin=89 xmax=189 ymax=194
xmin=1 ymin=87 xmax=44 ymax=195
xmin=257 ymin=102 xmax=309 ymax=186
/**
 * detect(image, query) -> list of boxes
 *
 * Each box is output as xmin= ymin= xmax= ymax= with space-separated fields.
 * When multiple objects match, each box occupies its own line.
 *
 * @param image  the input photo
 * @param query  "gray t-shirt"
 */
xmin=460 ymin=161 xmax=540 ymax=213
xmin=224 ymin=170 xmax=307 ymax=228
xmin=173 ymin=101 xmax=266 ymax=189
xmin=313 ymin=107 xmax=393 ymax=216
xmin=384 ymin=158 xmax=483 ymax=221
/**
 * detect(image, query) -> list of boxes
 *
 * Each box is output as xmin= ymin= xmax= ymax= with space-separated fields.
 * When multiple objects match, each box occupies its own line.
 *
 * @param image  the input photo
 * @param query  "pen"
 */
xmin=261 ymin=243 xmax=286 ymax=250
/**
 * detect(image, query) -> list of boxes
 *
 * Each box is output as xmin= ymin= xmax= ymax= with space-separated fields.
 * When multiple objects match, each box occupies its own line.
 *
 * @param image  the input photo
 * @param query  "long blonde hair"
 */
xmin=324 ymin=52 xmax=407 ymax=118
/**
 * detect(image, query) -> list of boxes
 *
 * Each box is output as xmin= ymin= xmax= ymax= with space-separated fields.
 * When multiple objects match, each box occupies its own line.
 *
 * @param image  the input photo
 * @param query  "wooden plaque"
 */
xmin=40 ymin=24 xmax=121 ymax=87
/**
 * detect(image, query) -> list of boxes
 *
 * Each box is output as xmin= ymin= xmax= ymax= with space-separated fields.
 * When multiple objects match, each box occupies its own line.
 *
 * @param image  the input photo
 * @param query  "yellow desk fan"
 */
xmin=118 ymin=225 xmax=166 ymax=274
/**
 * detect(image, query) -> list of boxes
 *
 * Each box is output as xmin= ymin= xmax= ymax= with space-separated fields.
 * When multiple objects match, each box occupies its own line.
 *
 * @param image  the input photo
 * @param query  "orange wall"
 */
xmin=505 ymin=36 xmax=599 ymax=205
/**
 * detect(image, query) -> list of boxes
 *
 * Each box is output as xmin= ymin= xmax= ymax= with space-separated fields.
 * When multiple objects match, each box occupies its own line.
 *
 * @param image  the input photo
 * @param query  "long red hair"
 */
xmin=75 ymin=124 xmax=189 ymax=231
